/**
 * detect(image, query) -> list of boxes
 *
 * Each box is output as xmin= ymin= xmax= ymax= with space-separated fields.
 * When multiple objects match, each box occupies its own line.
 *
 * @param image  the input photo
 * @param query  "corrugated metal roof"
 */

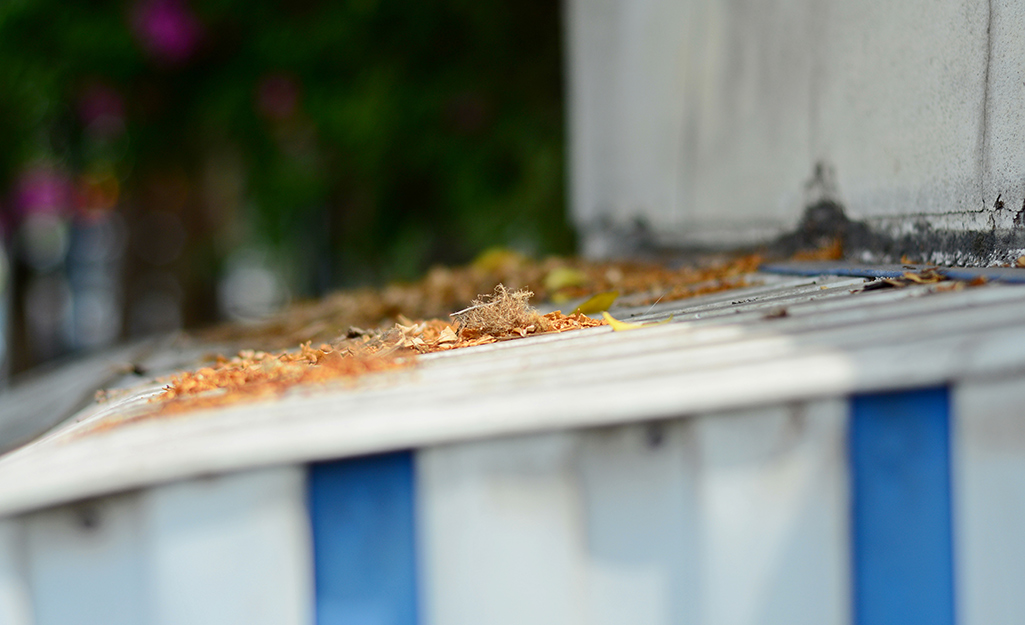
xmin=1 ymin=271 xmax=1024 ymax=517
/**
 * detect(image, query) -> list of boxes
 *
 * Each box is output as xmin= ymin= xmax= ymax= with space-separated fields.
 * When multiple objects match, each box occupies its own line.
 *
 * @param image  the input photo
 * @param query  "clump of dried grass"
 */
xmin=450 ymin=284 xmax=550 ymax=337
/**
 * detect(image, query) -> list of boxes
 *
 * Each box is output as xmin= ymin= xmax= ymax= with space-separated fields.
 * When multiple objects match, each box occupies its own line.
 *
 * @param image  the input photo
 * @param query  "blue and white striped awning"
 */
xmin=1 ymin=272 xmax=1024 ymax=624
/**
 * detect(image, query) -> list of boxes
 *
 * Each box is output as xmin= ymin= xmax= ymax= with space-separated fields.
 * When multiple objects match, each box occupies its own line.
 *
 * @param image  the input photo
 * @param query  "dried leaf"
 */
xmin=544 ymin=266 xmax=589 ymax=291
xmin=574 ymin=290 xmax=620 ymax=314
xmin=903 ymin=269 xmax=943 ymax=284
xmin=437 ymin=327 xmax=458 ymax=344
xmin=471 ymin=247 xmax=526 ymax=272
xmin=601 ymin=311 xmax=673 ymax=332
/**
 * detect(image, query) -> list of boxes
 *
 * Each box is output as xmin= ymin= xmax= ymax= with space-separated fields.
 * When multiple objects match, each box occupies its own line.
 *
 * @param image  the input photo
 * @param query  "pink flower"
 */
xmin=131 ymin=0 xmax=202 ymax=65
xmin=14 ymin=166 xmax=72 ymax=218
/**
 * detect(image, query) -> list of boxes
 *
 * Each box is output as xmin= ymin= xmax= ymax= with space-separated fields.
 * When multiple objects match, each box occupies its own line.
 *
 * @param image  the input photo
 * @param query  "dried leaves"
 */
xmin=105 ymin=249 xmax=770 ymax=421
xmin=882 ymin=267 xmax=987 ymax=290
xmin=198 ymin=251 xmax=764 ymax=350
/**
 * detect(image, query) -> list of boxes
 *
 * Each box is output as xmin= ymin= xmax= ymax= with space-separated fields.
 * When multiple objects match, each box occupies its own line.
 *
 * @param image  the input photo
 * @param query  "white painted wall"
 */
xmin=566 ymin=0 xmax=1025 ymax=253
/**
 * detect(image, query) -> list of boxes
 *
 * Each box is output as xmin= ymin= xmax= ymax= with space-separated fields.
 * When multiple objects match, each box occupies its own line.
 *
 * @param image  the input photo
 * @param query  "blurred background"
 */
xmin=0 ymin=0 xmax=573 ymax=379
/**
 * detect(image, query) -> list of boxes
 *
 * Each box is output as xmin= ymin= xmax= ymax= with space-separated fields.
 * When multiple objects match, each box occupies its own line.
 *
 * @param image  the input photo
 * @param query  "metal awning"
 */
xmin=1 ymin=271 xmax=1024 ymax=517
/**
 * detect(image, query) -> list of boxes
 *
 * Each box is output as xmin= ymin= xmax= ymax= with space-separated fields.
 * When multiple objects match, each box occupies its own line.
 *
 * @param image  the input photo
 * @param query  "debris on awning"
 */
xmin=197 ymin=250 xmax=764 ymax=350
xmin=130 ymin=283 xmax=606 ymax=417
xmin=86 ymin=248 xmax=790 ymax=422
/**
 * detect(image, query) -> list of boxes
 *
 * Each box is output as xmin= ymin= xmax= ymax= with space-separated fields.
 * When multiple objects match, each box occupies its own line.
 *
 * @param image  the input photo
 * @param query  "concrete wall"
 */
xmin=566 ymin=0 xmax=1025 ymax=262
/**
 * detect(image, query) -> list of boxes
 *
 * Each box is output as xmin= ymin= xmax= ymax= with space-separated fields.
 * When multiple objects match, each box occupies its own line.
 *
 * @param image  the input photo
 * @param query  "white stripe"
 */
xmin=577 ymin=422 xmax=698 ymax=625
xmin=24 ymin=493 xmax=148 ymax=625
xmin=0 ymin=467 xmax=312 ymax=625
xmin=0 ymin=520 xmax=32 ymax=625
xmin=418 ymin=400 xmax=848 ymax=625
xmin=953 ymin=378 xmax=1025 ymax=625
xmin=418 ymin=432 xmax=589 ymax=625
xmin=696 ymin=400 xmax=849 ymax=625
xmin=144 ymin=467 xmax=312 ymax=625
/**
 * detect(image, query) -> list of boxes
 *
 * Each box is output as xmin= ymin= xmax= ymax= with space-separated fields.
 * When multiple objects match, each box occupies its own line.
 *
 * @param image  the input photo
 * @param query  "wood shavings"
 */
xmin=151 ymin=339 xmax=408 ymax=415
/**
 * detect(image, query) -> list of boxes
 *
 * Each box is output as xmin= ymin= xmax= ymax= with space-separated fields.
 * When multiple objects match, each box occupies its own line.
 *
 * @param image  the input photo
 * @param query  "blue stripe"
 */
xmin=761 ymin=260 xmax=1025 ymax=284
xmin=849 ymin=387 xmax=955 ymax=625
xmin=308 ymin=451 xmax=419 ymax=625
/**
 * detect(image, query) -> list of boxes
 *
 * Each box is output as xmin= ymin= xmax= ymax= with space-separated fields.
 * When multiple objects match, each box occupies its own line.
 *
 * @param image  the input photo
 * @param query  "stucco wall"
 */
xmin=567 ymin=0 xmax=1025 ymax=262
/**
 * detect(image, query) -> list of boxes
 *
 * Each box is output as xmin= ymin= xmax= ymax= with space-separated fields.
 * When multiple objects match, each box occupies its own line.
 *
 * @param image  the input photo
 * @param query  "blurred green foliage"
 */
xmin=0 ymin=0 xmax=573 ymax=293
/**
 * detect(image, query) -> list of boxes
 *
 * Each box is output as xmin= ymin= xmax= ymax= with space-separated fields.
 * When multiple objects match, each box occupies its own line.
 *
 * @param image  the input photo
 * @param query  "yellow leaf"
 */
xmin=601 ymin=311 xmax=673 ymax=331
xmin=573 ymin=290 xmax=619 ymax=314
xmin=472 ymin=247 xmax=525 ymax=272
xmin=544 ymin=266 xmax=589 ymax=291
